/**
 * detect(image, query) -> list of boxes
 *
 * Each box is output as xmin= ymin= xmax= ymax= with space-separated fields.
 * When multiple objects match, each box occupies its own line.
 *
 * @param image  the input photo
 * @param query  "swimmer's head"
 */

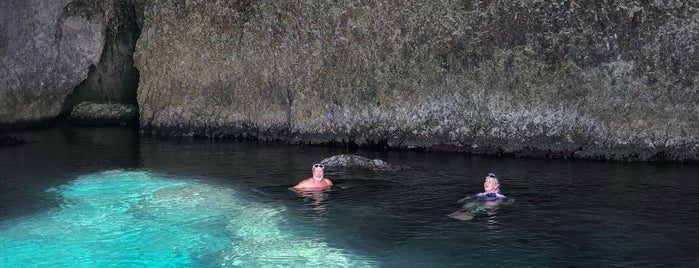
xmin=485 ymin=173 xmax=498 ymax=184
xmin=484 ymin=173 xmax=500 ymax=193
xmin=312 ymin=163 xmax=325 ymax=181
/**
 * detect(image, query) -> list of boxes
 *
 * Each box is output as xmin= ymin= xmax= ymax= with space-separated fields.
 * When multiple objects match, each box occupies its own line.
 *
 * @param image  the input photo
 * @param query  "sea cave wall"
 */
xmin=134 ymin=0 xmax=698 ymax=161
xmin=0 ymin=0 xmax=139 ymax=126
xmin=0 ymin=0 xmax=115 ymax=124
xmin=1 ymin=0 xmax=697 ymax=161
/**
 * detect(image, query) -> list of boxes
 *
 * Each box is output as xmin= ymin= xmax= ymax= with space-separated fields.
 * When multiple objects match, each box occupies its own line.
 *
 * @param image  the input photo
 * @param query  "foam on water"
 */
xmin=0 ymin=170 xmax=375 ymax=267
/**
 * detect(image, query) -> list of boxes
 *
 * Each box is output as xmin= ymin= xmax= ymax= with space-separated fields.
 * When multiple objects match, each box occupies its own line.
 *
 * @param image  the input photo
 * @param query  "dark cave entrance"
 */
xmin=60 ymin=0 xmax=141 ymax=121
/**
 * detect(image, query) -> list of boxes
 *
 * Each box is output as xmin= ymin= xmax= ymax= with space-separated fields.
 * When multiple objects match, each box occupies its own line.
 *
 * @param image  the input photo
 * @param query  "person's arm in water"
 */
xmin=457 ymin=194 xmax=479 ymax=203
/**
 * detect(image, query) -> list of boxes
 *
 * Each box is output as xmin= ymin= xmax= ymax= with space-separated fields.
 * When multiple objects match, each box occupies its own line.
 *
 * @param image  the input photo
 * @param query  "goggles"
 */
xmin=485 ymin=173 xmax=499 ymax=184
xmin=312 ymin=164 xmax=325 ymax=169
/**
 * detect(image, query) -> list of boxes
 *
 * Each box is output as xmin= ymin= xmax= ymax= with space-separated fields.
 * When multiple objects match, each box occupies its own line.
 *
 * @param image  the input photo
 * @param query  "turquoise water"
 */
xmin=2 ymin=125 xmax=699 ymax=267
xmin=0 ymin=169 xmax=375 ymax=267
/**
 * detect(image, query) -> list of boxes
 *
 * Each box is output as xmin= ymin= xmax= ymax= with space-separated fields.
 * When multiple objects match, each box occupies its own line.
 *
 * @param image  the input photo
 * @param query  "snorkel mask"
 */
xmin=312 ymin=164 xmax=325 ymax=181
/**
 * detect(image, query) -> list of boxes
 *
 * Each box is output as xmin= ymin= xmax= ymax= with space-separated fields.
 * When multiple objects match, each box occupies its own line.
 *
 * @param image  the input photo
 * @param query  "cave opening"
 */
xmin=60 ymin=0 xmax=141 ymax=125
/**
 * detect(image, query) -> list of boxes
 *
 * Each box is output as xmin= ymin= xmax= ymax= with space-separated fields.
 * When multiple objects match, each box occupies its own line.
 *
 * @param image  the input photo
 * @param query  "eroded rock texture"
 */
xmin=68 ymin=101 xmax=138 ymax=125
xmin=0 ymin=0 xmax=139 ymax=127
xmin=0 ymin=0 xmax=115 ymax=125
xmin=133 ymin=1 xmax=698 ymax=161
xmin=62 ymin=0 xmax=141 ymax=115
xmin=320 ymin=154 xmax=408 ymax=171
xmin=3 ymin=1 xmax=697 ymax=161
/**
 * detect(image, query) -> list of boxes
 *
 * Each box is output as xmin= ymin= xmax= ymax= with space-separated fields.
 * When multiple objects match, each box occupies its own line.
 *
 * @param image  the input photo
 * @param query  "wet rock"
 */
xmin=68 ymin=101 xmax=138 ymax=126
xmin=320 ymin=154 xmax=408 ymax=171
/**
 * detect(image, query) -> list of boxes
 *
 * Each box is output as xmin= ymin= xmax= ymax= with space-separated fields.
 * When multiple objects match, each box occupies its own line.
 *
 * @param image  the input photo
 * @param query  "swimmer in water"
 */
xmin=448 ymin=173 xmax=507 ymax=221
xmin=470 ymin=173 xmax=506 ymax=202
xmin=293 ymin=163 xmax=333 ymax=190
xmin=292 ymin=163 xmax=334 ymax=210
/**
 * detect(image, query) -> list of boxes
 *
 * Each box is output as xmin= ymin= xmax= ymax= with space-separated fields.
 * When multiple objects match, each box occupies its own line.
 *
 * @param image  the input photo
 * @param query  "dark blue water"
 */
xmin=1 ymin=125 xmax=698 ymax=267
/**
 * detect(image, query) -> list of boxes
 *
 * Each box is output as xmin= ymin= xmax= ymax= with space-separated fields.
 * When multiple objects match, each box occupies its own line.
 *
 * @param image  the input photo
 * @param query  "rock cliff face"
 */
xmin=0 ymin=0 xmax=115 ymax=125
xmin=62 ymin=0 xmax=141 ymax=114
xmin=134 ymin=0 xmax=697 ymax=161
xmin=2 ymin=1 xmax=697 ymax=161
xmin=0 ymin=0 xmax=139 ymax=127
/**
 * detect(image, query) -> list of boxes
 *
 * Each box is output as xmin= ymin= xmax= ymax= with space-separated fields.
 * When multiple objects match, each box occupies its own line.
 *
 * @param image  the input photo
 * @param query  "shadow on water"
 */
xmin=0 ymin=123 xmax=140 ymax=220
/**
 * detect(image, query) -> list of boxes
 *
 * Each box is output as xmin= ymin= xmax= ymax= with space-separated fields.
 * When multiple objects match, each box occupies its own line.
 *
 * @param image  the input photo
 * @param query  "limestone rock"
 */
xmin=3 ymin=1 xmax=697 ymax=162
xmin=68 ymin=101 xmax=138 ymax=125
xmin=0 ymin=0 xmax=118 ymax=126
xmin=133 ymin=1 xmax=698 ymax=161
xmin=320 ymin=154 xmax=408 ymax=171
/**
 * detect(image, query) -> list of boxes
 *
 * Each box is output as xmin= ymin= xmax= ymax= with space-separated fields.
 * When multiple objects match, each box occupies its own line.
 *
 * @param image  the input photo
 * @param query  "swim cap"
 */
xmin=485 ymin=173 xmax=499 ymax=183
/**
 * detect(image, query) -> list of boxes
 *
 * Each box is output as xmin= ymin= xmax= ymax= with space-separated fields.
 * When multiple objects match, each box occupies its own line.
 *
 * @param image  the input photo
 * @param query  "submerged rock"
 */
xmin=134 ymin=185 xmax=241 ymax=220
xmin=320 ymin=154 xmax=408 ymax=171
xmin=222 ymin=203 xmax=376 ymax=267
xmin=0 ymin=136 xmax=29 ymax=148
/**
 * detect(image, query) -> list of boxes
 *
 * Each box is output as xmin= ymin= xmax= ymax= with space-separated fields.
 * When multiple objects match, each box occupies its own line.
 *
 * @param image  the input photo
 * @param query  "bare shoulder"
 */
xmin=293 ymin=178 xmax=313 ymax=188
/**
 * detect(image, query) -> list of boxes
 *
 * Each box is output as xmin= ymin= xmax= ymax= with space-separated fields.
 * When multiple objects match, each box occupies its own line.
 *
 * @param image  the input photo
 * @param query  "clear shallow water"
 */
xmin=1 ymin=125 xmax=698 ymax=267
xmin=1 ymin=170 xmax=372 ymax=267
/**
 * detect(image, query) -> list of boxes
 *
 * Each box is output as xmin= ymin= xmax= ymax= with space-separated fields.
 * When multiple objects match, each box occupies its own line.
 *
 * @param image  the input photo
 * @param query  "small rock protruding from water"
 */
xmin=68 ymin=101 xmax=138 ymax=126
xmin=319 ymin=154 xmax=409 ymax=171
